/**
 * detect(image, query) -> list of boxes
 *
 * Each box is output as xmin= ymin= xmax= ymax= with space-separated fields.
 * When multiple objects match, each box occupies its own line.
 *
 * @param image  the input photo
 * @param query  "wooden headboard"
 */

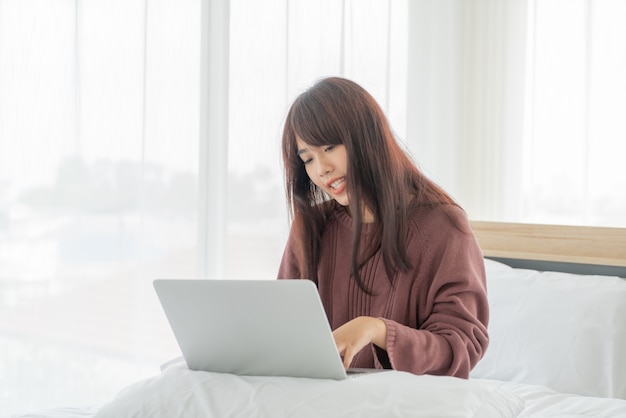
xmin=470 ymin=221 xmax=626 ymax=275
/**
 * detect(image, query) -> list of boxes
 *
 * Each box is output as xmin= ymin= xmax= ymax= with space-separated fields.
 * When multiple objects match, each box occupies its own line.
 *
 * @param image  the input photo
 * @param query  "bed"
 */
xmin=10 ymin=221 xmax=626 ymax=418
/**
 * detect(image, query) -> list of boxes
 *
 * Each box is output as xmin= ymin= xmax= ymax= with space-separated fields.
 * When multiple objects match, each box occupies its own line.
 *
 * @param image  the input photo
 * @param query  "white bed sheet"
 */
xmin=6 ymin=406 xmax=99 ymax=418
xmin=91 ymin=363 xmax=524 ymax=418
xmin=10 ymin=371 xmax=626 ymax=418
xmin=499 ymin=381 xmax=626 ymax=418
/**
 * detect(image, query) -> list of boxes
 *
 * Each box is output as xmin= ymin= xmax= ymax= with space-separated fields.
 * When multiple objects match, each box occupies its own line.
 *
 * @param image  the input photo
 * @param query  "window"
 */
xmin=0 ymin=0 xmax=406 ymax=414
xmin=405 ymin=0 xmax=626 ymax=228
xmin=522 ymin=0 xmax=626 ymax=226
xmin=0 ymin=1 xmax=200 ymax=413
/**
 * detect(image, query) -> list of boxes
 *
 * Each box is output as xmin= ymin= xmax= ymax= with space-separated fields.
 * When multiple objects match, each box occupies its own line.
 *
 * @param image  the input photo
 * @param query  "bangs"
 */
xmin=287 ymin=92 xmax=344 ymax=149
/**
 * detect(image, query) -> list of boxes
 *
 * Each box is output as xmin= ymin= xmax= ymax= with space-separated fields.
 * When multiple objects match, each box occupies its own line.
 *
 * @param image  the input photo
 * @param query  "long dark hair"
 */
xmin=282 ymin=77 xmax=457 ymax=292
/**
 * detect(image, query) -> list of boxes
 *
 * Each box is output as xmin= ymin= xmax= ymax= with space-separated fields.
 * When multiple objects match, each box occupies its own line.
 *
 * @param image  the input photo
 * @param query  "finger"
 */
xmin=342 ymin=349 xmax=354 ymax=369
xmin=336 ymin=346 xmax=351 ymax=369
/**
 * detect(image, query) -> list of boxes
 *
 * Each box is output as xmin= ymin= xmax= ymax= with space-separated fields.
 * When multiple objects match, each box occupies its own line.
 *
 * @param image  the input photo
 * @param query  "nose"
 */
xmin=315 ymin=154 xmax=332 ymax=177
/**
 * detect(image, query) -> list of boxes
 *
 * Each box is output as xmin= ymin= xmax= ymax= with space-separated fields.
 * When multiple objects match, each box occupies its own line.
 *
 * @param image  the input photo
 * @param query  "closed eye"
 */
xmin=324 ymin=145 xmax=335 ymax=152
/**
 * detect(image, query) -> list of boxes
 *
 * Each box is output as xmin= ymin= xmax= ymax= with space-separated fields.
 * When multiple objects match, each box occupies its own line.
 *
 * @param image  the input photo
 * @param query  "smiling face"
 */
xmin=296 ymin=136 xmax=350 ymax=207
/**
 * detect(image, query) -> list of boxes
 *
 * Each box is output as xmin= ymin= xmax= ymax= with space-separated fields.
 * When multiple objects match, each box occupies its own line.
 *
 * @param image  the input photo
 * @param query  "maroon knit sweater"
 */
xmin=277 ymin=202 xmax=489 ymax=378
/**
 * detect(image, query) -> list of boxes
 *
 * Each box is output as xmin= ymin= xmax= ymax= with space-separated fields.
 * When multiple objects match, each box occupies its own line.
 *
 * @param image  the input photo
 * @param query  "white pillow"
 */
xmin=470 ymin=259 xmax=626 ymax=399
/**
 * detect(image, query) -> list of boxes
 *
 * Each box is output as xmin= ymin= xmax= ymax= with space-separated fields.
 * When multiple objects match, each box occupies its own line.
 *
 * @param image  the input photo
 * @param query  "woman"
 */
xmin=277 ymin=77 xmax=488 ymax=378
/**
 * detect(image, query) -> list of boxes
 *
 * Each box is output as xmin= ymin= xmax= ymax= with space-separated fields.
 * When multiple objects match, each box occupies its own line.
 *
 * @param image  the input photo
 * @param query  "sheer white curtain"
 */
xmin=522 ymin=0 xmax=626 ymax=227
xmin=0 ymin=0 xmax=405 ymax=414
xmin=406 ymin=0 xmax=529 ymax=222
xmin=0 ymin=0 xmax=200 ymax=414
xmin=406 ymin=0 xmax=626 ymax=227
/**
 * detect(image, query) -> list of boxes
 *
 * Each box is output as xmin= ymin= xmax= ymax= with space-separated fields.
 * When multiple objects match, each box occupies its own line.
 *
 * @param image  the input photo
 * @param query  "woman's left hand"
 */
xmin=332 ymin=316 xmax=387 ymax=369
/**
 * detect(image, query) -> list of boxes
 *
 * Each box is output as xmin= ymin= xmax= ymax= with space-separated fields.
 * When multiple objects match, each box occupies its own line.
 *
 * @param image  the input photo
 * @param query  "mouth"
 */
xmin=326 ymin=177 xmax=346 ymax=190
xmin=326 ymin=177 xmax=346 ymax=193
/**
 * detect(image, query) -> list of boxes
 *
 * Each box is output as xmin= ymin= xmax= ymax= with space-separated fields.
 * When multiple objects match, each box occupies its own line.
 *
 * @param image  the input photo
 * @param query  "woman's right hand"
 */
xmin=332 ymin=316 xmax=387 ymax=369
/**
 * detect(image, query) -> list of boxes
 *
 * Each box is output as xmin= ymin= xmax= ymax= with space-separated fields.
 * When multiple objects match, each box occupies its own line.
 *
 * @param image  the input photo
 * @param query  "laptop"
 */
xmin=153 ymin=278 xmax=376 ymax=380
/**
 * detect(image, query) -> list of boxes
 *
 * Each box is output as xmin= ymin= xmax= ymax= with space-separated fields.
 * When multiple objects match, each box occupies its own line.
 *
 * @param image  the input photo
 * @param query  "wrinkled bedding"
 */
xmin=11 ymin=369 xmax=626 ymax=418
xmin=501 ymin=381 xmax=626 ymax=418
xmin=93 ymin=363 xmax=523 ymax=418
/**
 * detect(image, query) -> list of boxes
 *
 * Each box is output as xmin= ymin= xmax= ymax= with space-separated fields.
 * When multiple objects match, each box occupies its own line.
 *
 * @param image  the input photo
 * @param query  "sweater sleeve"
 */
xmin=375 ymin=210 xmax=489 ymax=378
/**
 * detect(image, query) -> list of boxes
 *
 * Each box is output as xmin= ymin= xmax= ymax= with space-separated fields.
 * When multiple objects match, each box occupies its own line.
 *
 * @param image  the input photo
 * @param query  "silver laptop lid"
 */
xmin=153 ymin=279 xmax=348 ymax=380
